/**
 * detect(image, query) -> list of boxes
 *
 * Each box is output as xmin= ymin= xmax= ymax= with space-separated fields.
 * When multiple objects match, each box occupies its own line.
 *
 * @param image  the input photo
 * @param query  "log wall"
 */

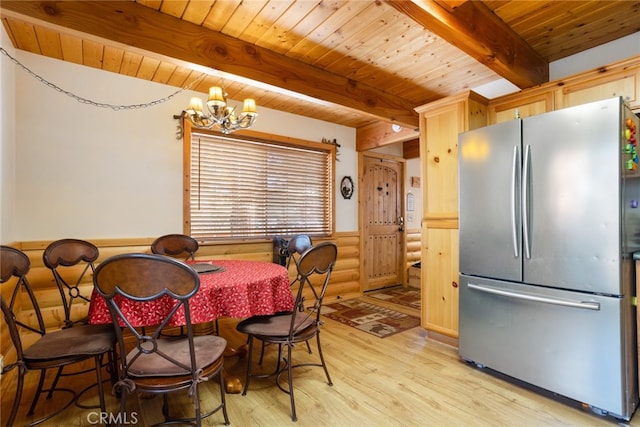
xmin=0 ymin=233 xmax=362 ymax=358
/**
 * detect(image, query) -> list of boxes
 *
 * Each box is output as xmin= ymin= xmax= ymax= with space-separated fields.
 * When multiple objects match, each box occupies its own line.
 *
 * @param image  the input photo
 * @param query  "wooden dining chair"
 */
xmin=93 ymin=253 xmax=230 ymax=427
xmin=151 ymin=233 xmax=199 ymax=261
xmin=1 ymin=246 xmax=114 ymax=427
xmin=236 ymin=242 xmax=338 ymax=421
xmin=42 ymin=238 xmax=101 ymax=328
xmin=41 ymin=238 xmax=118 ymax=405
xmin=257 ymin=234 xmax=313 ymax=361
xmin=150 ymin=233 xmax=214 ymax=335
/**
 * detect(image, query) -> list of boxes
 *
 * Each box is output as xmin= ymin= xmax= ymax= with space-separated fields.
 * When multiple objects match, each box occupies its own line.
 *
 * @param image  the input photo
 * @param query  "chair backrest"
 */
xmin=151 ymin=234 xmax=199 ymax=261
xmin=285 ymin=235 xmax=315 ymax=289
xmin=93 ymin=253 xmax=201 ymax=376
xmin=1 ymin=246 xmax=47 ymax=362
xmin=289 ymin=242 xmax=337 ymax=336
xmin=286 ymin=234 xmax=313 ymax=269
xmin=42 ymin=238 xmax=99 ymax=327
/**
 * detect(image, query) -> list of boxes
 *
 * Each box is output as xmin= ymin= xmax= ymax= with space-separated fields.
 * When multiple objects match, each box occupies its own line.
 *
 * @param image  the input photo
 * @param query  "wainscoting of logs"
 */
xmin=405 ymin=228 xmax=421 ymax=270
xmin=1 ymin=230 xmax=422 ymax=376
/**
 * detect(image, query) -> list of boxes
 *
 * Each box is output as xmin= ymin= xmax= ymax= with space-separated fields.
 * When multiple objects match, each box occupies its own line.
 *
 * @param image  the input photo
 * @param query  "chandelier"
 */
xmin=183 ymin=86 xmax=257 ymax=134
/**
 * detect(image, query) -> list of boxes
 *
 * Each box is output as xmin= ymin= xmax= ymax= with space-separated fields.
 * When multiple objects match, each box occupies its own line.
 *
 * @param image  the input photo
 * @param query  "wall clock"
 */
xmin=341 ymin=176 xmax=354 ymax=199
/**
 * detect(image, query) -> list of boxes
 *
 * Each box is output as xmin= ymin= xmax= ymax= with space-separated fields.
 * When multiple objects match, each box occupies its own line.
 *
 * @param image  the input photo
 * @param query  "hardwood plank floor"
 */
xmin=2 ymin=294 xmax=637 ymax=426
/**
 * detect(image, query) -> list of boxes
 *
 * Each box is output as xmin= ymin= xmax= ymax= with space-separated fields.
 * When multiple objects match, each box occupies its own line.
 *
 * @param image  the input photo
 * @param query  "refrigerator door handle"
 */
xmin=522 ymin=144 xmax=531 ymax=259
xmin=511 ymin=145 xmax=520 ymax=258
xmin=467 ymin=283 xmax=601 ymax=311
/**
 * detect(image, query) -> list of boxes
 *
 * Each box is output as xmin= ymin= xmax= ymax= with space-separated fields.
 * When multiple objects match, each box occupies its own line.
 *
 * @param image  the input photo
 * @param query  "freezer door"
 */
xmin=459 ymin=120 xmax=522 ymax=281
xmin=459 ymin=275 xmax=638 ymax=420
xmin=522 ymin=97 xmax=622 ymax=294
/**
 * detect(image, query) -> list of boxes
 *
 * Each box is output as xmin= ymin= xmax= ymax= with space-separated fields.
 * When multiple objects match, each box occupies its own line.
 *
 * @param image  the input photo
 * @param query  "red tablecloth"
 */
xmin=88 ymin=259 xmax=294 ymax=327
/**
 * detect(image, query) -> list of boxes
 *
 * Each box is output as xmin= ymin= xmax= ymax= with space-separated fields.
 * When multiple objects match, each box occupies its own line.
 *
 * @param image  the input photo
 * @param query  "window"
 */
xmin=186 ymin=130 xmax=334 ymax=241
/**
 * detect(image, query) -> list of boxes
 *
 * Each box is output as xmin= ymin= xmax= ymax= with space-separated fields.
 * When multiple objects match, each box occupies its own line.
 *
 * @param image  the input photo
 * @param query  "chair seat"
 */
xmin=130 ymin=357 xmax=225 ymax=393
xmin=236 ymin=312 xmax=314 ymax=338
xmin=127 ymin=335 xmax=227 ymax=377
xmin=24 ymin=324 xmax=115 ymax=361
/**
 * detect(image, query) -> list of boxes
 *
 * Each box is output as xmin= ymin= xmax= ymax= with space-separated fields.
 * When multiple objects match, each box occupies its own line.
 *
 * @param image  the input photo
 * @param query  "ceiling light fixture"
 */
xmin=183 ymin=86 xmax=257 ymax=134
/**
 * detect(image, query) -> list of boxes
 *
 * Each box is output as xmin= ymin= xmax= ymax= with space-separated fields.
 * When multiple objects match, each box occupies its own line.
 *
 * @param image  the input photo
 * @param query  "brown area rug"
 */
xmin=322 ymin=299 xmax=420 ymax=338
xmin=368 ymin=287 xmax=421 ymax=310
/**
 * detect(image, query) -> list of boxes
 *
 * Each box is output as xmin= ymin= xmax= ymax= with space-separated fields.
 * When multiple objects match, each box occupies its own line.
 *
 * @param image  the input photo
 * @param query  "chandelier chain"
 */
xmin=0 ymin=47 xmax=205 ymax=110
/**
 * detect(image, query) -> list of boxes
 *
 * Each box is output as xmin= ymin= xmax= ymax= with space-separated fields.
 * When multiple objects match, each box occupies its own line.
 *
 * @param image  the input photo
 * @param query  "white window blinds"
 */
xmin=189 ymin=132 xmax=333 ymax=240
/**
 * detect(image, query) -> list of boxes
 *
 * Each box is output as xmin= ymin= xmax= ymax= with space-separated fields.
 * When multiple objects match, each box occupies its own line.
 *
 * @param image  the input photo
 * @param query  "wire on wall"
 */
xmin=0 ymin=46 xmax=205 ymax=111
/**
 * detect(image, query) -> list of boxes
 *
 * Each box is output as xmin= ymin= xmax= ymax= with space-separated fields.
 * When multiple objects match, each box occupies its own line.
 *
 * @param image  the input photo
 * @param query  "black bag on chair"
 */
xmin=272 ymin=237 xmax=289 ymax=265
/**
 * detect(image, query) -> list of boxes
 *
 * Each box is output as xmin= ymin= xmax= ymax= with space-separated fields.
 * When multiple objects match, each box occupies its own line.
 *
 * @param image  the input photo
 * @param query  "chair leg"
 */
xmin=274 ymin=343 xmax=284 ymax=375
xmin=117 ymin=387 xmax=128 ymax=427
xmin=28 ymin=370 xmax=47 ymax=415
xmin=287 ymin=344 xmax=297 ymax=422
xmin=24 ymin=367 xmax=78 ymax=426
xmin=108 ymin=348 xmax=119 ymax=389
xmin=192 ymin=387 xmax=202 ymax=427
xmin=259 ymin=341 xmax=291 ymax=366
xmin=161 ymin=393 xmax=171 ymax=421
xmin=45 ymin=366 xmax=64 ymax=400
xmin=260 ymin=342 xmax=284 ymax=375
xmin=94 ymin=354 xmax=107 ymax=413
xmin=6 ymin=364 xmax=25 ymax=427
xmin=74 ymin=353 xmax=113 ymax=412
xmin=218 ymin=367 xmax=230 ymax=425
xmin=242 ymin=336 xmax=254 ymax=395
xmin=316 ymin=332 xmax=333 ymax=386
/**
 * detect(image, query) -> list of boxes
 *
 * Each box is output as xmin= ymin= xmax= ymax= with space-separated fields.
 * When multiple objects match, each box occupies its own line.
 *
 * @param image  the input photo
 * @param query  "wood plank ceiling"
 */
xmin=1 ymin=1 xmax=639 ymax=136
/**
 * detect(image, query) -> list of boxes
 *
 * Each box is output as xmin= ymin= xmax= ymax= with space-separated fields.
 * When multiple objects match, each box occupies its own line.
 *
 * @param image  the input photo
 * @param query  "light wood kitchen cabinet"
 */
xmin=415 ymin=56 xmax=640 ymax=342
xmin=423 ymin=227 xmax=459 ymax=337
xmin=415 ymin=91 xmax=488 ymax=339
xmin=555 ymin=63 xmax=639 ymax=110
xmin=489 ymin=90 xmax=554 ymax=124
xmin=488 ymin=56 xmax=640 ymax=126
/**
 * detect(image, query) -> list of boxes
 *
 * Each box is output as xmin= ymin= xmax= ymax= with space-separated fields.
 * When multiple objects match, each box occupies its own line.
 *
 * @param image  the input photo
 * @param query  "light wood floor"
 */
xmin=2 ymin=293 xmax=638 ymax=426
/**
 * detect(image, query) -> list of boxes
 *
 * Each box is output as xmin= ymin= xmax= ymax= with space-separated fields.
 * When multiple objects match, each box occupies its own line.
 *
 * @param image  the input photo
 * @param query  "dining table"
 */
xmin=88 ymin=258 xmax=294 ymax=393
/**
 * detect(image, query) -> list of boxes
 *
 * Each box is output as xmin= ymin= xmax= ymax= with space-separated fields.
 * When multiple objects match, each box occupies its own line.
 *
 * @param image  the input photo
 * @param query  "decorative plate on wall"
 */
xmin=341 ymin=176 xmax=354 ymax=199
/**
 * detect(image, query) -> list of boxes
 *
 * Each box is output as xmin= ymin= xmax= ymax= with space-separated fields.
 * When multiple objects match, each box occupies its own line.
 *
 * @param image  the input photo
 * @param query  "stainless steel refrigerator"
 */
xmin=458 ymin=97 xmax=640 ymax=420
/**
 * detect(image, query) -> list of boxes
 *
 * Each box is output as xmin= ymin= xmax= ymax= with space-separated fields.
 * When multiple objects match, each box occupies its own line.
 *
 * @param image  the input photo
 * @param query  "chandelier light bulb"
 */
xmin=187 ymin=97 xmax=204 ymax=114
xmin=243 ymin=98 xmax=257 ymax=115
xmin=207 ymin=86 xmax=226 ymax=107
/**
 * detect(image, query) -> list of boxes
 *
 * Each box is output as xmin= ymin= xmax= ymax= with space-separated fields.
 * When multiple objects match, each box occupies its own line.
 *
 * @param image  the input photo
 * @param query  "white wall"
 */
xmin=3 ymin=41 xmax=356 ymax=242
xmin=2 ymin=26 xmax=639 ymax=243
xmin=404 ymin=158 xmax=422 ymax=230
xmin=473 ymin=31 xmax=640 ymax=100
xmin=550 ymin=32 xmax=640 ymax=81
xmin=0 ymin=29 xmax=16 ymax=244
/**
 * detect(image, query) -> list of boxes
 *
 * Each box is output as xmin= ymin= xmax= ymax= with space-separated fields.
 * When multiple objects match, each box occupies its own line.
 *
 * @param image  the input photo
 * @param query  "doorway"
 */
xmin=360 ymin=153 xmax=405 ymax=292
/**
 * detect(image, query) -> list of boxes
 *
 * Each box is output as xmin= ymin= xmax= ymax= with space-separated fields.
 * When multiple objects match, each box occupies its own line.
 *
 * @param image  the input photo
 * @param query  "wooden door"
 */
xmin=361 ymin=154 xmax=405 ymax=292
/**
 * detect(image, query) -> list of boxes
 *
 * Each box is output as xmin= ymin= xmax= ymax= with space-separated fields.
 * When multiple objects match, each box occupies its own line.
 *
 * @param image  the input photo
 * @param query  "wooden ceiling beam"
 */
xmin=0 ymin=0 xmax=419 ymax=128
xmin=387 ymin=0 xmax=549 ymax=89
xmin=356 ymin=122 xmax=420 ymax=152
